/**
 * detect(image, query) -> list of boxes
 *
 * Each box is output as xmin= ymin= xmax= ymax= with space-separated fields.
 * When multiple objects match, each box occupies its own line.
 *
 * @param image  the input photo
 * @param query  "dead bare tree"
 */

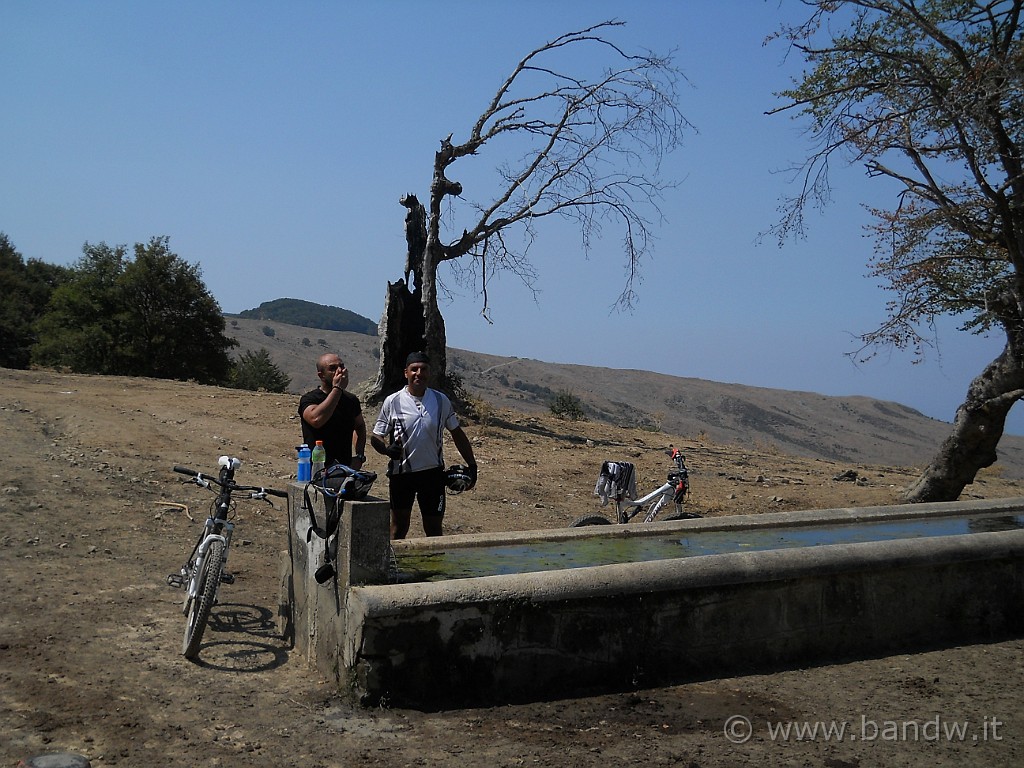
xmin=364 ymin=21 xmax=692 ymax=404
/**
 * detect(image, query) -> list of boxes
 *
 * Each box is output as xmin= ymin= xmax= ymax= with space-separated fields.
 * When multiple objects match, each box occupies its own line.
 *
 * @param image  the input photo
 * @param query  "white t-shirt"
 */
xmin=373 ymin=387 xmax=460 ymax=474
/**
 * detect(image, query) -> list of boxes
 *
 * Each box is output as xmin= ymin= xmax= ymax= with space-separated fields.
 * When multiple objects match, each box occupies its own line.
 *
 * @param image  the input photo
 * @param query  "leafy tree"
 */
xmin=33 ymin=241 xmax=127 ymax=373
xmin=770 ymin=0 xmax=1024 ymax=502
xmin=366 ymin=21 xmax=692 ymax=403
xmin=230 ymin=348 xmax=291 ymax=392
xmin=0 ymin=233 xmax=70 ymax=368
xmin=33 ymin=236 xmax=236 ymax=384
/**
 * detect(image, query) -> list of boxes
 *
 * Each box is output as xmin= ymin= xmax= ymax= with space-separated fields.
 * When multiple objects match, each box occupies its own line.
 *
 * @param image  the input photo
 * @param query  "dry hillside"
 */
xmin=227 ymin=315 xmax=1024 ymax=479
xmin=2 ymin=366 xmax=1023 ymax=767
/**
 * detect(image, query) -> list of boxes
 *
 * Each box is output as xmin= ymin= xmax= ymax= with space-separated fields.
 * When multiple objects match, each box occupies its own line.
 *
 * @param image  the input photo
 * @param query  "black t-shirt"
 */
xmin=298 ymin=387 xmax=362 ymax=466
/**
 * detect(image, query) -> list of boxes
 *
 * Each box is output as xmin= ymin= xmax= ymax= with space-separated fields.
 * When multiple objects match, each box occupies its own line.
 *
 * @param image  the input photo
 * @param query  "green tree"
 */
xmin=0 ymin=233 xmax=70 ymax=368
xmin=770 ymin=0 xmax=1024 ymax=502
xmin=230 ymin=348 xmax=291 ymax=393
xmin=33 ymin=241 xmax=127 ymax=373
xmin=33 ymin=236 xmax=236 ymax=383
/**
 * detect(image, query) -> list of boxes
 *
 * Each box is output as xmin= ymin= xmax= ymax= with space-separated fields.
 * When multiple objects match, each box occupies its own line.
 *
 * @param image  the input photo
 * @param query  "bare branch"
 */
xmin=426 ymin=20 xmax=693 ymax=311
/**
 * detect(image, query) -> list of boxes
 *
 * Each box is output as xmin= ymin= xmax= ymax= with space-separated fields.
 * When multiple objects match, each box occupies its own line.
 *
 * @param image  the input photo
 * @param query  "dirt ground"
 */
xmin=2 ymin=367 xmax=1023 ymax=767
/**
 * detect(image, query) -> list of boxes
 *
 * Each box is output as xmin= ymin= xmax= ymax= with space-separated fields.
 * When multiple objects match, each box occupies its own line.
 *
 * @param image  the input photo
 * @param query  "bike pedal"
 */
xmin=220 ymin=572 xmax=235 ymax=584
xmin=166 ymin=574 xmax=185 ymax=588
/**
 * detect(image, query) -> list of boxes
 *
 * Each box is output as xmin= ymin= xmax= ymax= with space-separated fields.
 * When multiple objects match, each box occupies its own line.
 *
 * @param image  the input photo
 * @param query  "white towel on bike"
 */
xmin=594 ymin=461 xmax=637 ymax=505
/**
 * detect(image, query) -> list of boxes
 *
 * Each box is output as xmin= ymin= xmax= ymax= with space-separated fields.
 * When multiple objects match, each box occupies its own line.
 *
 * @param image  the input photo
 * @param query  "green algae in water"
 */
xmin=394 ymin=513 xmax=1024 ymax=583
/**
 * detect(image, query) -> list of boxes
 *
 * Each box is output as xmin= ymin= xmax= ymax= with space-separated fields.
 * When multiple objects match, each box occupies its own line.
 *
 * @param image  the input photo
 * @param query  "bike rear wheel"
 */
xmin=183 ymin=539 xmax=224 ymax=659
xmin=570 ymin=514 xmax=613 ymax=527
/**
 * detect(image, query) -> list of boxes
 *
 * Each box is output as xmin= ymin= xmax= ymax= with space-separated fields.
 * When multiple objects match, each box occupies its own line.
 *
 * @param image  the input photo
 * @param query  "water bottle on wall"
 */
xmin=311 ymin=440 xmax=326 ymax=478
xmin=297 ymin=444 xmax=311 ymax=482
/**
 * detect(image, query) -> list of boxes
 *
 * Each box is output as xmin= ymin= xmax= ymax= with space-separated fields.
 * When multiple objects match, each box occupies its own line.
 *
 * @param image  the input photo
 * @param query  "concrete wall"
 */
xmin=281 ymin=494 xmax=1024 ymax=709
xmin=281 ymin=483 xmax=390 ymax=682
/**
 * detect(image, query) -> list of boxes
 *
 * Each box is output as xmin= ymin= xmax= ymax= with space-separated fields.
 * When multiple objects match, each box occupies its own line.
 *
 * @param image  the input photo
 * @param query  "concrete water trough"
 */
xmin=280 ymin=488 xmax=1024 ymax=708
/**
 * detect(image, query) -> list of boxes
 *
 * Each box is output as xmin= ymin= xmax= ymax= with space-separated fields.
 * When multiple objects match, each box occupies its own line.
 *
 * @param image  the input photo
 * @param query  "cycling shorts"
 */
xmin=388 ymin=466 xmax=446 ymax=518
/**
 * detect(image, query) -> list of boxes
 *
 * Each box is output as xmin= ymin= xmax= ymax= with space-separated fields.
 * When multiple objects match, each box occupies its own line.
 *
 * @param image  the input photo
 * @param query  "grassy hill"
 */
xmin=224 ymin=314 xmax=1024 ymax=479
xmin=233 ymin=298 xmax=377 ymax=335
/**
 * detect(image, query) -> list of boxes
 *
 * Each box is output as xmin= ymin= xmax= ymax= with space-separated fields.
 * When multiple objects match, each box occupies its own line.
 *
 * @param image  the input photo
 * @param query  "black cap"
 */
xmin=405 ymin=351 xmax=430 ymax=366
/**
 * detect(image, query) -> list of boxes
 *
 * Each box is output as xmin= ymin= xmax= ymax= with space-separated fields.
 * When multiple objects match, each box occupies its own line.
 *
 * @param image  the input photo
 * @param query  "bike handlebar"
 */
xmin=172 ymin=465 xmax=288 ymax=498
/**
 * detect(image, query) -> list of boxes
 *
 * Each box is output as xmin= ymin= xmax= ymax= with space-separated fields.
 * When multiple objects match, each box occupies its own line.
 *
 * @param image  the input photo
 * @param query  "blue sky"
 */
xmin=4 ymin=0 xmax=1018 ymax=435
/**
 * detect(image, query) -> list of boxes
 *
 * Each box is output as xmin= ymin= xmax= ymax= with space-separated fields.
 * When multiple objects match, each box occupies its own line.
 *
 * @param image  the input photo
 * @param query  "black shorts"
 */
xmin=388 ymin=467 xmax=446 ymax=518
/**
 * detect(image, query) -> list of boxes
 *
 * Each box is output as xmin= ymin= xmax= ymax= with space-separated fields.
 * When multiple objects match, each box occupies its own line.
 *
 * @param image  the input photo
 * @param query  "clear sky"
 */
xmin=4 ymin=0 xmax=1019 ymax=435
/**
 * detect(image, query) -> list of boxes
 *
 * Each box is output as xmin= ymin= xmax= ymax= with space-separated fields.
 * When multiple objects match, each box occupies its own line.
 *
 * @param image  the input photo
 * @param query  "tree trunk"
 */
xmin=420 ymin=248 xmax=448 ymax=392
xmin=903 ymin=338 xmax=1024 ymax=502
xmin=364 ymin=193 xmax=448 ymax=404
xmin=364 ymin=278 xmax=424 ymax=405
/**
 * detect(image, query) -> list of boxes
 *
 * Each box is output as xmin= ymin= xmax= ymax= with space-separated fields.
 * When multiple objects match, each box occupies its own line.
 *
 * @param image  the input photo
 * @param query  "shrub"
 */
xmin=550 ymin=390 xmax=587 ymax=421
xmin=229 ymin=348 xmax=290 ymax=393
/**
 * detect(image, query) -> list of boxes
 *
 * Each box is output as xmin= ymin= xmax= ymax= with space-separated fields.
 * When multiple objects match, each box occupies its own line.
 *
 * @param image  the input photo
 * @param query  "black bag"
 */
xmin=304 ymin=464 xmax=378 ymax=585
xmin=303 ymin=464 xmax=378 ymax=542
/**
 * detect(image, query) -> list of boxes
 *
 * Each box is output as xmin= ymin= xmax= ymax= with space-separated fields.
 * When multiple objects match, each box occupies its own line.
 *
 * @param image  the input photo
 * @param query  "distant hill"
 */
xmin=234 ymin=298 xmax=377 ymax=335
xmin=224 ymin=315 xmax=1024 ymax=479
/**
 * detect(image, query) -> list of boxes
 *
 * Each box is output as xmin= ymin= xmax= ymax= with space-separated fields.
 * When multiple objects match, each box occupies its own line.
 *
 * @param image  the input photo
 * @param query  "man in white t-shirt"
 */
xmin=370 ymin=351 xmax=477 ymax=538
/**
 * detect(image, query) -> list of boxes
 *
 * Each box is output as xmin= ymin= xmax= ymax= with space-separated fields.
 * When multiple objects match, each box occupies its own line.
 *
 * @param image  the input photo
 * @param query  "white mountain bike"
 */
xmin=165 ymin=456 xmax=288 ymax=659
xmin=571 ymin=446 xmax=699 ymax=526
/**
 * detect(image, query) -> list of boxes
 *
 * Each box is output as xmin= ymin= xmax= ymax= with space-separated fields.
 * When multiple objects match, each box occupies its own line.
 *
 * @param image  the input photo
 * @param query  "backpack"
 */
xmin=303 ymin=463 xmax=378 ymax=542
xmin=303 ymin=463 xmax=378 ymax=585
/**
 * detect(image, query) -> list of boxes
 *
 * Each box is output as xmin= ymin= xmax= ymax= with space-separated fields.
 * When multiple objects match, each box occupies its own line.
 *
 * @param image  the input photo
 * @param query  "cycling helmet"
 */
xmin=336 ymin=470 xmax=377 ymax=500
xmin=313 ymin=464 xmax=378 ymax=500
xmin=445 ymin=464 xmax=473 ymax=494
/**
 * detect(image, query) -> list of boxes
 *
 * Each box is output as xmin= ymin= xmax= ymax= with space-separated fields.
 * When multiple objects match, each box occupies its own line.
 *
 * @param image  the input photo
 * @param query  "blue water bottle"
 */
xmin=297 ymin=444 xmax=311 ymax=482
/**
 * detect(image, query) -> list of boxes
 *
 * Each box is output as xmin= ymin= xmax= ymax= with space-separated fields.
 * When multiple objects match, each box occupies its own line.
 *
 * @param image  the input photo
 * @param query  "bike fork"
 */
xmin=166 ymin=532 xmax=228 ymax=602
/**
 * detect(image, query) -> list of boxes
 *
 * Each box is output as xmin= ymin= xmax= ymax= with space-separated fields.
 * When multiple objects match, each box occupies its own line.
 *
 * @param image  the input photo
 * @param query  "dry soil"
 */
xmin=2 ymin=367 xmax=1023 ymax=767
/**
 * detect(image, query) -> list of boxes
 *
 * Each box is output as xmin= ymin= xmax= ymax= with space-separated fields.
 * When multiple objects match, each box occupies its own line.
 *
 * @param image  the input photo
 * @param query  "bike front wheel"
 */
xmin=662 ymin=509 xmax=702 ymax=521
xmin=570 ymin=514 xmax=613 ymax=527
xmin=183 ymin=539 xmax=224 ymax=659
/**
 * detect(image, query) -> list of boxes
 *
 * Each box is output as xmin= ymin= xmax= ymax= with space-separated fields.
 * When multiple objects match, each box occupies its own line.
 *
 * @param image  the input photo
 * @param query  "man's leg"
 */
xmin=421 ymin=513 xmax=443 ymax=537
xmin=388 ymin=474 xmax=416 ymax=540
xmin=391 ymin=506 xmax=412 ymax=539
xmin=418 ymin=467 xmax=447 ymax=537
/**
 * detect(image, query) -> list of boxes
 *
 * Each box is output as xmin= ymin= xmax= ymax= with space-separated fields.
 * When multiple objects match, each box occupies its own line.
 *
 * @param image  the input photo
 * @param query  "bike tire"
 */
xmin=183 ymin=539 xmax=224 ymax=659
xmin=662 ymin=510 xmax=703 ymax=521
xmin=570 ymin=514 xmax=614 ymax=527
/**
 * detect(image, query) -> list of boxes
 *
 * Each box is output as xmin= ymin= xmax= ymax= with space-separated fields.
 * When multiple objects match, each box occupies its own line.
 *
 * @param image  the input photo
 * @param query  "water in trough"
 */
xmin=394 ymin=512 xmax=1024 ymax=583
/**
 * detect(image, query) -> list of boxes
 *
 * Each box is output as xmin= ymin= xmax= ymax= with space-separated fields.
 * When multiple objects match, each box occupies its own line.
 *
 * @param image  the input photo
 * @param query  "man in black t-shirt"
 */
xmin=297 ymin=353 xmax=367 ymax=469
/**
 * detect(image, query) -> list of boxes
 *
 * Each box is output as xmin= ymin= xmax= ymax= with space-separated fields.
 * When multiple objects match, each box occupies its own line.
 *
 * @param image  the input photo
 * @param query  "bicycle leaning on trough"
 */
xmin=165 ymin=456 xmax=288 ymax=659
xmin=572 ymin=445 xmax=700 ymax=527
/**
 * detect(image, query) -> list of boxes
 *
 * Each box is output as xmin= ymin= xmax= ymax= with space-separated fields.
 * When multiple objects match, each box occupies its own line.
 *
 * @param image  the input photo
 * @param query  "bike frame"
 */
xmin=180 ymin=459 xmax=239 ymax=611
xmin=615 ymin=481 xmax=676 ymax=524
xmin=611 ymin=446 xmax=689 ymax=524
